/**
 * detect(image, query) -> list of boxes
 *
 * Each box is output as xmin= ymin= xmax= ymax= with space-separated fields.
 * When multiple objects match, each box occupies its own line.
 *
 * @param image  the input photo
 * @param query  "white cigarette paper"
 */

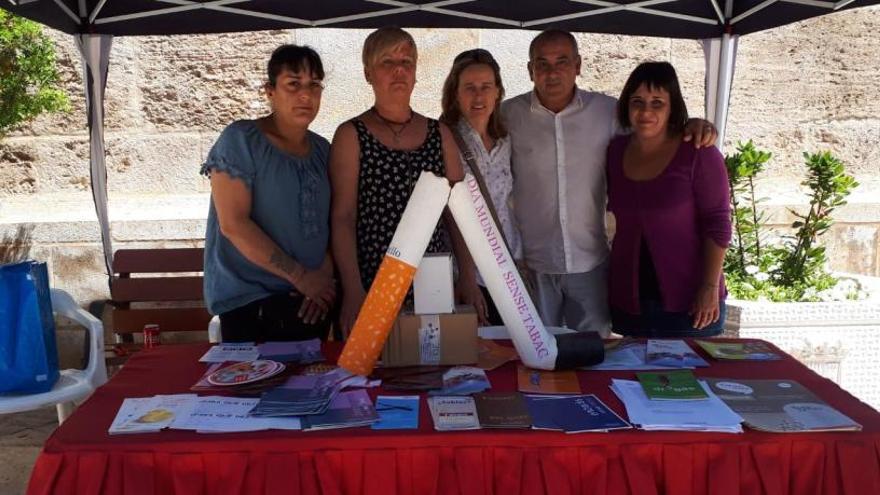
xmin=447 ymin=174 xmax=558 ymax=370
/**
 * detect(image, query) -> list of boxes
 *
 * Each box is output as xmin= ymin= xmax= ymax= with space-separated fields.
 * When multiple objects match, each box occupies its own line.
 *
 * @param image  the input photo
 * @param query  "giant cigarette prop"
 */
xmin=447 ymin=174 xmax=604 ymax=370
xmin=338 ymin=172 xmax=452 ymax=376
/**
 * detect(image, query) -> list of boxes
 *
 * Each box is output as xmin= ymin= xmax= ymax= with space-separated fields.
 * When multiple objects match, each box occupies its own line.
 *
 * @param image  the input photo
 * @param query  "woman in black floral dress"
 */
xmin=330 ymin=27 xmax=464 ymax=335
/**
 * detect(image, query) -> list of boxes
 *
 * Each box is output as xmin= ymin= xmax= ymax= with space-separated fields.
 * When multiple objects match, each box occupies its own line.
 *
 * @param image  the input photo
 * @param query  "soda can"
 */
xmin=143 ymin=324 xmax=161 ymax=349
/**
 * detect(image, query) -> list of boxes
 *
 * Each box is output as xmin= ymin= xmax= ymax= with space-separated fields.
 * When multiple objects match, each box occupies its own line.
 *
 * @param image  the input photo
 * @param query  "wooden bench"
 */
xmin=110 ymin=247 xmax=213 ymax=344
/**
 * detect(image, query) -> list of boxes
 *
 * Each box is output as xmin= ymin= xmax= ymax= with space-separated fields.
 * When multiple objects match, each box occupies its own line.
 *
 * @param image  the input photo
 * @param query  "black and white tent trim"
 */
xmin=3 ymin=0 xmax=874 ymax=38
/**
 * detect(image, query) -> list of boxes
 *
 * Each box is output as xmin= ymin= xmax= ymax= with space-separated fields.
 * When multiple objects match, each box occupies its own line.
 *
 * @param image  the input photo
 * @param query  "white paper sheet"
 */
xmin=198 ymin=344 xmax=260 ymax=363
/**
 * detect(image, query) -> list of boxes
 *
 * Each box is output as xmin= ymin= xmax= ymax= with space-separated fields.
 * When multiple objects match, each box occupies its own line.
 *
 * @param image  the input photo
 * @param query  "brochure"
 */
xmin=108 ymin=394 xmax=198 ymax=435
xmin=172 ymin=396 xmax=302 ymax=432
xmin=696 ymin=340 xmax=781 ymax=361
xmin=198 ymin=344 xmax=259 ymax=363
xmin=524 ymin=394 xmax=631 ymax=433
xmin=429 ymin=366 xmax=491 ymax=396
xmin=585 ymin=339 xmax=703 ymax=371
xmin=646 ymin=340 xmax=709 ymax=368
xmin=250 ymin=367 xmax=354 ymax=417
xmin=108 ymin=397 xmax=155 ymax=435
xmin=302 ymin=389 xmax=379 ymax=431
xmin=258 ymin=339 xmax=325 ymax=364
xmin=371 ymin=366 xmax=447 ymax=391
xmin=517 ymin=365 xmax=581 ymax=395
xmin=611 ymin=379 xmax=743 ymax=433
xmin=473 ymin=392 xmax=532 ymax=429
xmin=636 ymin=370 xmax=709 ymax=400
xmin=427 ymin=396 xmax=481 ymax=431
xmin=372 ymin=395 xmax=420 ymax=430
xmin=704 ymin=378 xmax=861 ymax=432
xmin=477 ymin=338 xmax=519 ymax=370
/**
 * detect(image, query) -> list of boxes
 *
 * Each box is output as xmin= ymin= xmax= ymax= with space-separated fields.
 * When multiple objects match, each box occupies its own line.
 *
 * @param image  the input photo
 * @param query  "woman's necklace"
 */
xmin=372 ymin=106 xmax=414 ymax=145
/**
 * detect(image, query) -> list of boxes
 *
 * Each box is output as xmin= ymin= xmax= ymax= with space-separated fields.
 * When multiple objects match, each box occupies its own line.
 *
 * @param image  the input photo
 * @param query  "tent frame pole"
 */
xmin=714 ymin=32 xmax=737 ymax=146
xmin=702 ymin=0 xmax=739 ymax=148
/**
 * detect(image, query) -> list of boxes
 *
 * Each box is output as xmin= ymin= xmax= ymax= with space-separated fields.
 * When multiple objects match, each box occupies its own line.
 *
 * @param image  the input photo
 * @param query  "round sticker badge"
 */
xmin=206 ymin=360 xmax=285 ymax=386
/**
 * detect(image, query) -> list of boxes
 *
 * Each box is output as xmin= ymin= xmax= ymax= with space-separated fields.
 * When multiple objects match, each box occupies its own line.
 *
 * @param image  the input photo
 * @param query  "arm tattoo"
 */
xmin=270 ymin=248 xmax=299 ymax=279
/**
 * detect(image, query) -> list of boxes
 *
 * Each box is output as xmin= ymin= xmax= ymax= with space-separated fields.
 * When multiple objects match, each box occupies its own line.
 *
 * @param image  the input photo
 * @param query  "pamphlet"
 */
xmin=704 ymin=378 xmax=861 ymax=432
xmin=198 ymin=344 xmax=259 ymax=363
xmin=585 ymin=339 xmax=703 ymax=371
xmin=172 ymin=396 xmax=301 ymax=432
xmin=371 ymin=366 xmax=447 ymax=391
xmin=696 ymin=340 xmax=781 ymax=361
xmin=429 ymin=366 xmax=491 ymax=396
xmin=473 ymin=392 xmax=531 ymax=429
xmin=250 ymin=367 xmax=354 ymax=417
xmin=646 ymin=340 xmax=709 ymax=368
xmin=108 ymin=398 xmax=154 ymax=435
xmin=108 ymin=394 xmax=198 ymax=435
xmin=517 ymin=365 xmax=581 ymax=395
xmin=427 ymin=396 xmax=481 ymax=431
xmin=636 ymin=370 xmax=709 ymax=400
xmin=610 ymin=379 xmax=743 ymax=433
xmin=524 ymin=394 xmax=631 ymax=433
xmin=302 ymin=389 xmax=379 ymax=431
xmin=258 ymin=339 xmax=325 ymax=364
xmin=372 ymin=395 xmax=420 ymax=430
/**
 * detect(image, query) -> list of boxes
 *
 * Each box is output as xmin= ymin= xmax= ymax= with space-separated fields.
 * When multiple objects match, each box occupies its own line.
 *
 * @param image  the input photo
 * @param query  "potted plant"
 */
xmin=722 ymin=141 xmax=880 ymax=409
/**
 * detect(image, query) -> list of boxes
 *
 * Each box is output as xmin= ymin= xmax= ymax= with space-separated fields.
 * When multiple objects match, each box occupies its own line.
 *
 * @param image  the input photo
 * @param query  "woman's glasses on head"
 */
xmin=454 ymin=48 xmax=497 ymax=66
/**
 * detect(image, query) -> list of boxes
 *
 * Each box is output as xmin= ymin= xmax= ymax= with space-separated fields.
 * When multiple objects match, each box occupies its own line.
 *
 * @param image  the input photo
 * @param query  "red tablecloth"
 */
xmin=28 ymin=340 xmax=880 ymax=495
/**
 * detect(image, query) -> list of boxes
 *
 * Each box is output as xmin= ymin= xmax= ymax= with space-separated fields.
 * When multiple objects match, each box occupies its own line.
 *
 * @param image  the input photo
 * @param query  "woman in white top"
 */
xmin=440 ymin=48 xmax=522 ymax=325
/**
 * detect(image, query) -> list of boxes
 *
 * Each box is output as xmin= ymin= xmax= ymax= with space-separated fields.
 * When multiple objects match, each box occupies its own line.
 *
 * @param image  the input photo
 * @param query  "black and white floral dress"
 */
xmin=353 ymin=118 xmax=449 ymax=291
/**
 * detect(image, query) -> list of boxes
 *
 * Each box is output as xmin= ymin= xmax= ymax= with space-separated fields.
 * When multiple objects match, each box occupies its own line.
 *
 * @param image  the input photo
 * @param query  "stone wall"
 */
xmin=1 ymin=7 xmax=879 ymax=307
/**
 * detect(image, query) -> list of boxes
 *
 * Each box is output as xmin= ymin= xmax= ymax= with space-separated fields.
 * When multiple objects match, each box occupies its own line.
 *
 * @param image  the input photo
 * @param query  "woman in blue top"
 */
xmin=201 ymin=45 xmax=336 ymax=342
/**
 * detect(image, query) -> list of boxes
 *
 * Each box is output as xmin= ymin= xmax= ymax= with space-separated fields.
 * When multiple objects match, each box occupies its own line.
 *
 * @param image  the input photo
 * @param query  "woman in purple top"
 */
xmin=606 ymin=62 xmax=731 ymax=337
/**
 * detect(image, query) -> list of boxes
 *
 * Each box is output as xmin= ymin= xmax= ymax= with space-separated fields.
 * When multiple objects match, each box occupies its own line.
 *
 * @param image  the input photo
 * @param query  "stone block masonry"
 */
xmin=1 ymin=8 xmax=879 ymax=308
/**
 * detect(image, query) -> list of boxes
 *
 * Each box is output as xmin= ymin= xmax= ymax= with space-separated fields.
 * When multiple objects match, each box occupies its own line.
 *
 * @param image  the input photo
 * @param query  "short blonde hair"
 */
xmin=362 ymin=27 xmax=417 ymax=68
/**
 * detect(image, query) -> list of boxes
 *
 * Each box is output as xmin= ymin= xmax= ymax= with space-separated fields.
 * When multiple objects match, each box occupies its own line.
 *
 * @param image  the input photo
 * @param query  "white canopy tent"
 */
xmin=3 ymin=0 xmax=875 ymax=278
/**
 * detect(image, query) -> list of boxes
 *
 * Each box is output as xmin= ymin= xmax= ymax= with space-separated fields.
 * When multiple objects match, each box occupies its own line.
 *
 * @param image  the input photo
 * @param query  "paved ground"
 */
xmin=0 ymin=407 xmax=57 ymax=495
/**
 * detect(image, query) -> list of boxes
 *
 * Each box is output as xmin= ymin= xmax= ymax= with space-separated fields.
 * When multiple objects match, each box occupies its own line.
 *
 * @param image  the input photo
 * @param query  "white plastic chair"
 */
xmin=0 ymin=288 xmax=108 ymax=424
xmin=208 ymin=315 xmax=221 ymax=343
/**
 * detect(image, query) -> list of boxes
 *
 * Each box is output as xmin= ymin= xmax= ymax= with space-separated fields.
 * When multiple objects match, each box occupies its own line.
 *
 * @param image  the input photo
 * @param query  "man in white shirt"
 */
xmin=503 ymin=30 xmax=715 ymax=336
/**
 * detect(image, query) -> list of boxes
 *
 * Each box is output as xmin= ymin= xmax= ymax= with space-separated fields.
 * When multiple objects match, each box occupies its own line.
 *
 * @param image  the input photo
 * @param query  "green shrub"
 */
xmin=723 ymin=142 xmax=862 ymax=302
xmin=0 ymin=11 xmax=69 ymax=137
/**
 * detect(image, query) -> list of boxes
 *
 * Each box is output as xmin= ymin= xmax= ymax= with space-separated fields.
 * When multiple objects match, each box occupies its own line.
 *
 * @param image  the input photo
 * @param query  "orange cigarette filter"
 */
xmin=336 ymin=257 xmax=416 ymax=376
xmin=338 ymin=171 xmax=452 ymax=376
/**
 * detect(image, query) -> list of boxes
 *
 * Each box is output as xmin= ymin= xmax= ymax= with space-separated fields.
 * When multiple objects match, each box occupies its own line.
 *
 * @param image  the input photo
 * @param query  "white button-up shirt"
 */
xmin=502 ymin=88 xmax=619 ymax=275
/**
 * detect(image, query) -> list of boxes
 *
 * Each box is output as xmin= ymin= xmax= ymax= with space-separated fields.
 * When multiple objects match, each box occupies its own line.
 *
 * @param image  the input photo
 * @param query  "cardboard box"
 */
xmin=413 ymin=253 xmax=455 ymax=314
xmin=382 ymin=305 xmax=478 ymax=367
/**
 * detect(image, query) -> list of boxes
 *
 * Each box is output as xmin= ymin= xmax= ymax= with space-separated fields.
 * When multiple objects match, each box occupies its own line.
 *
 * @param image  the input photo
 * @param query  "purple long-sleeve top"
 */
xmin=606 ymin=135 xmax=732 ymax=314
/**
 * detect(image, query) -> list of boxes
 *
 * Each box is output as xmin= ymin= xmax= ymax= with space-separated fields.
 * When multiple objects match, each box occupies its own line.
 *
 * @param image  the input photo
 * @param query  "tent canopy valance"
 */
xmin=4 ymin=0 xmax=877 ymax=38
